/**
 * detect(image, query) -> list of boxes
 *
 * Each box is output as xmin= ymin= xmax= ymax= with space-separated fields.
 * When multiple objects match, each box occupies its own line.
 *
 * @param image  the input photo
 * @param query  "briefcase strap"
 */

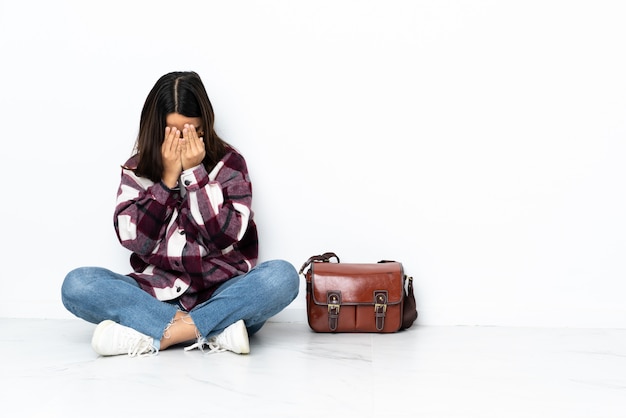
xmin=327 ymin=291 xmax=341 ymax=331
xmin=374 ymin=291 xmax=388 ymax=331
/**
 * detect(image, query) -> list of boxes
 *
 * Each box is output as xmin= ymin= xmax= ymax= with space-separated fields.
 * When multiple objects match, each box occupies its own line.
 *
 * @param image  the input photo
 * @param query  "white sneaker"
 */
xmin=184 ymin=319 xmax=250 ymax=354
xmin=91 ymin=320 xmax=157 ymax=357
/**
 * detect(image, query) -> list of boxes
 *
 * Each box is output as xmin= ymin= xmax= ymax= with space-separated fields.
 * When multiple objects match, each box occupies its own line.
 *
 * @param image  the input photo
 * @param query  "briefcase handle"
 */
xmin=298 ymin=252 xmax=340 ymax=275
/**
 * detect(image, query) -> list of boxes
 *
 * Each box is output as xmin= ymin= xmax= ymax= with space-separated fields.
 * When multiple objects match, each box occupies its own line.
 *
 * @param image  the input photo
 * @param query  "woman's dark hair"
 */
xmin=133 ymin=71 xmax=229 ymax=182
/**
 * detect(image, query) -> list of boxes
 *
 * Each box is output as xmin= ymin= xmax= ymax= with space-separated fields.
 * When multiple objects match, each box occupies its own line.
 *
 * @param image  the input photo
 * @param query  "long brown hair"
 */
xmin=133 ymin=71 xmax=229 ymax=182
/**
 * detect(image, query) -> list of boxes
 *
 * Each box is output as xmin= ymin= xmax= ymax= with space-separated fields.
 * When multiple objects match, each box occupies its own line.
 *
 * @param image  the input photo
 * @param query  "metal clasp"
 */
xmin=328 ymin=293 xmax=340 ymax=313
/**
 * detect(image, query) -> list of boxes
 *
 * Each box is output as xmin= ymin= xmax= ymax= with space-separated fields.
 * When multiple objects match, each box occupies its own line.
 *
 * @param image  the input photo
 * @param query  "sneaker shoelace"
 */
xmin=121 ymin=331 xmax=157 ymax=357
xmin=184 ymin=337 xmax=206 ymax=352
xmin=206 ymin=340 xmax=227 ymax=354
xmin=184 ymin=336 xmax=226 ymax=354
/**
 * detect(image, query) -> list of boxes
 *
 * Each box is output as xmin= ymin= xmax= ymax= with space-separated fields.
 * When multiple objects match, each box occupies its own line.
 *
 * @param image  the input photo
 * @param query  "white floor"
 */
xmin=2 ymin=318 xmax=626 ymax=418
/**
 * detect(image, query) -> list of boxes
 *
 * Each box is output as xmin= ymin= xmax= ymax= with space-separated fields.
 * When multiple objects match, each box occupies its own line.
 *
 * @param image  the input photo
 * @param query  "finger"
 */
xmin=172 ymin=129 xmax=182 ymax=152
xmin=162 ymin=127 xmax=172 ymax=152
xmin=179 ymin=137 xmax=187 ymax=159
xmin=182 ymin=124 xmax=192 ymax=141
xmin=183 ymin=126 xmax=195 ymax=154
xmin=184 ymin=125 xmax=196 ymax=148
xmin=163 ymin=127 xmax=179 ymax=152
xmin=188 ymin=124 xmax=197 ymax=137
xmin=188 ymin=125 xmax=204 ymax=151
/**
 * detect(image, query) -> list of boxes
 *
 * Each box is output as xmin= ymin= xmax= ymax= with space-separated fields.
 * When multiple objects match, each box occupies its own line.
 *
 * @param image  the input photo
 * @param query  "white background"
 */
xmin=1 ymin=0 xmax=624 ymax=327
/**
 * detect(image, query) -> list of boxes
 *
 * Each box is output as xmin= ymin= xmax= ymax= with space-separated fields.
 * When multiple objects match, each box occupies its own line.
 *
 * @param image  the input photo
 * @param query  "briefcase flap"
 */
xmin=310 ymin=262 xmax=404 ymax=306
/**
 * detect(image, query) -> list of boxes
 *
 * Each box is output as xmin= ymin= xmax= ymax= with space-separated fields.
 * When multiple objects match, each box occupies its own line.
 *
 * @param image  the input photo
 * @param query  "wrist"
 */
xmin=162 ymin=177 xmax=179 ymax=189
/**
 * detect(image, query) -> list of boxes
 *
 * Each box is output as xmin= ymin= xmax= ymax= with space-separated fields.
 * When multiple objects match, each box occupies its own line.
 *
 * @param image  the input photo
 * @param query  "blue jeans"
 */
xmin=61 ymin=260 xmax=299 ymax=347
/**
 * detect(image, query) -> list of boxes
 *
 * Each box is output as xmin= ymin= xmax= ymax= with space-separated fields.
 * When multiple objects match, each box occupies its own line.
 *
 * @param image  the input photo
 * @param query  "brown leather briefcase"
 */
xmin=299 ymin=252 xmax=417 ymax=333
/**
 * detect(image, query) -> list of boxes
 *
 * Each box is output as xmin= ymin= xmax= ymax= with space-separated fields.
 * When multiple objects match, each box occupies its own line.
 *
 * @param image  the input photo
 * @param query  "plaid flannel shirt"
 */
xmin=114 ymin=148 xmax=259 ymax=310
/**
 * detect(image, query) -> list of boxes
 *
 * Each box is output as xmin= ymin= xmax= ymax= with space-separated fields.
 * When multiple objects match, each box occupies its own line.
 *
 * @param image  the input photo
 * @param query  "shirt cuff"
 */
xmin=180 ymin=164 xmax=204 ymax=189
